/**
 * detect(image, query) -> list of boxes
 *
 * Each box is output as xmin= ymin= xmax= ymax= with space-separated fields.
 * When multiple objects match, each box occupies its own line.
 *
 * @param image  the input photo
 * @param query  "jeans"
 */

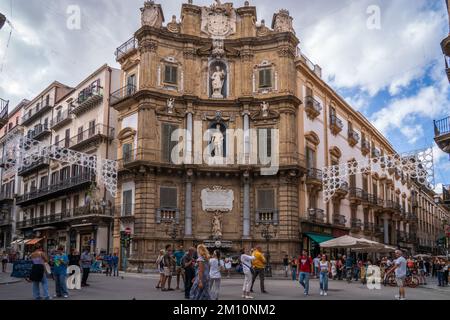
xmin=113 ymin=265 xmax=119 ymax=277
xmin=299 ymin=272 xmax=310 ymax=294
xmin=82 ymin=267 xmax=90 ymax=284
xmin=54 ymin=273 xmax=68 ymax=297
xmin=314 ymin=265 xmax=319 ymax=276
xmin=32 ymin=275 xmax=49 ymax=299
xmin=250 ymin=268 xmax=265 ymax=292
xmin=209 ymin=278 xmax=221 ymax=300
xmin=320 ymin=272 xmax=329 ymax=292
xmin=437 ymin=272 xmax=444 ymax=286
xmin=184 ymin=268 xmax=195 ymax=298
xmin=354 ymin=268 xmax=360 ymax=280
xmin=291 ymin=267 xmax=297 ymax=281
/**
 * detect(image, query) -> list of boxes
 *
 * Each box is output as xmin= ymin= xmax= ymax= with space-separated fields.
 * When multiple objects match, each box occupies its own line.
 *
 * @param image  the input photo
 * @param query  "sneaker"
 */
xmin=394 ymin=295 xmax=401 ymax=300
xmin=320 ymin=290 xmax=324 ymax=296
xmin=245 ymin=296 xmax=254 ymax=299
xmin=304 ymin=292 xmax=308 ymax=296
xmin=324 ymin=292 xmax=328 ymax=296
xmin=400 ymin=297 xmax=407 ymax=301
xmin=63 ymin=295 xmax=69 ymax=298
xmin=242 ymin=294 xmax=246 ymax=298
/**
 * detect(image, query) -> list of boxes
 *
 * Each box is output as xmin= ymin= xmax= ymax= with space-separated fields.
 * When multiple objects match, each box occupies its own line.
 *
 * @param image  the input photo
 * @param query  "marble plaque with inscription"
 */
xmin=201 ymin=186 xmax=234 ymax=212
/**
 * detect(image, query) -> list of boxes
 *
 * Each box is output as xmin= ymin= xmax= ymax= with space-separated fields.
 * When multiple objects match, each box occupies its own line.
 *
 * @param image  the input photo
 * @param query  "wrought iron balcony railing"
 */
xmin=71 ymin=86 xmax=103 ymax=116
xmin=361 ymin=139 xmax=370 ymax=154
xmin=329 ymin=115 xmax=343 ymax=134
xmin=21 ymin=101 xmax=53 ymax=126
xmin=110 ymin=84 xmax=136 ymax=105
xmin=0 ymin=98 xmax=8 ymax=123
xmin=307 ymin=208 xmax=325 ymax=223
xmin=115 ymin=37 xmax=138 ymax=61
xmin=333 ymin=214 xmax=347 ymax=227
xmin=349 ymin=187 xmax=364 ymax=201
xmin=434 ymin=116 xmax=450 ymax=137
xmin=306 ymin=168 xmax=323 ymax=180
xmin=51 ymin=110 xmax=71 ymax=129
xmin=27 ymin=123 xmax=51 ymax=140
xmin=304 ymin=96 xmax=322 ymax=119
xmin=348 ymin=129 xmax=360 ymax=147
xmin=54 ymin=124 xmax=114 ymax=150
xmin=351 ymin=218 xmax=362 ymax=230
xmin=18 ymin=156 xmax=50 ymax=176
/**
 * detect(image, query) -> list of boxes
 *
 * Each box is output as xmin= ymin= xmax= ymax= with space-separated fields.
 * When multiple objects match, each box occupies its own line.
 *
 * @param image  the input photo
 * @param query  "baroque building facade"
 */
xmin=110 ymin=1 xmax=450 ymax=271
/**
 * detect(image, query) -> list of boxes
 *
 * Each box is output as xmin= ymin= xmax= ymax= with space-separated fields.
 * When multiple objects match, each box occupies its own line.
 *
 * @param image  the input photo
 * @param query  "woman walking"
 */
xmin=155 ymin=249 xmax=165 ymax=289
xmin=240 ymin=248 xmax=255 ymax=299
xmin=209 ymin=250 xmax=224 ymax=300
xmin=29 ymin=245 xmax=50 ymax=300
xmin=190 ymin=244 xmax=211 ymax=300
xmin=1 ymin=251 xmax=8 ymax=273
xmin=319 ymin=254 xmax=331 ymax=296
xmin=290 ymin=256 xmax=297 ymax=281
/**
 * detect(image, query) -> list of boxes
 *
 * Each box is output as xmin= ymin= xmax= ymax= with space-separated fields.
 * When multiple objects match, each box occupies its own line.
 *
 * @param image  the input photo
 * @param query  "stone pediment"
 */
xmin=201 ymin=2 xmax=237 ymax=38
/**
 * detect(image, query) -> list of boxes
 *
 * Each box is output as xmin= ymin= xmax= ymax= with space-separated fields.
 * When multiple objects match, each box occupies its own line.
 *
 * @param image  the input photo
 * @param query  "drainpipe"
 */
xmin=105 ymin=66 xmax=112 ymax=254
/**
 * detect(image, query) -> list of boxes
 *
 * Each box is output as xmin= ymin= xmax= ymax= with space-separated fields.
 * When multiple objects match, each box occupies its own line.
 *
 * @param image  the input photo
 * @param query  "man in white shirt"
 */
xmin=388 ymin=250 xmax=407 ymax=300
xmin=313 ymin=255 xmax=321 ymax=278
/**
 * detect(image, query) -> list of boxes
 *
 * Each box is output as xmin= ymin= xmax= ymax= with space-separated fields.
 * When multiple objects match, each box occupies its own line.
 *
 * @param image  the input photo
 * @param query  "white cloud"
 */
xmin=299 ymin=0 xmax=447 ymax=97
xmin=400 ymin=125 xmax=424 ymax=144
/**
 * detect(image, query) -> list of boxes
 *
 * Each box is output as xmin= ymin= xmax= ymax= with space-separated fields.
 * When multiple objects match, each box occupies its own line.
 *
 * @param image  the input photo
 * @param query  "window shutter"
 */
xmin=123 ymin=144 xmax=132 ymax=162
xmin=305 ymin=86 xmax=313 ymax=97
xmin=257 ymin=189 xmax=275 ymax=209
xmin=259 ymin=69 xmax=272 ymax=88
xmin=171 ymin=66 xmax=178 ymax=84
xmin=123 ymin=190 xmax=133 ymax=216
xmin=160 ymin=187 xmax=177 ymax=208
xmin=162 ymin=124 xmax=170 ymax=162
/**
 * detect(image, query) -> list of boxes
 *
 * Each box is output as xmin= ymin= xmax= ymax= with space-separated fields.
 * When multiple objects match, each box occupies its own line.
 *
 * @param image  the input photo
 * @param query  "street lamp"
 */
xmin=258 ymin=222 xmax=277 ymax=278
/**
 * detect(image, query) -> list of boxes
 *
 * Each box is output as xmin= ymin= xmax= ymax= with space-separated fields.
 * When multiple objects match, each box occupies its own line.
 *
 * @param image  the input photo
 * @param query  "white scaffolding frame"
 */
xmin=322 ymin=147 xmax=434 ymax=203
xmin=2 ymin=133 xmax=118 ymax=197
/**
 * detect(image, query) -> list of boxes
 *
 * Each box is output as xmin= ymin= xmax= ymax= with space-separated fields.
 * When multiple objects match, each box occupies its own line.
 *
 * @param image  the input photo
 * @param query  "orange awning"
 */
xmin=25 ymin=238 xmax=43 ymax=245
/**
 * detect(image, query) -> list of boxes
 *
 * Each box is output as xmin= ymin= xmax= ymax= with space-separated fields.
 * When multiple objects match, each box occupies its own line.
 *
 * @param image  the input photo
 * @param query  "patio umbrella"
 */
xmin=414 ymin=254 xmax=431 ymax=259
xmin=320 ymin=235 xmax=377 ymax=249
xmin=352 ymin=244 xmax=397 ymax=253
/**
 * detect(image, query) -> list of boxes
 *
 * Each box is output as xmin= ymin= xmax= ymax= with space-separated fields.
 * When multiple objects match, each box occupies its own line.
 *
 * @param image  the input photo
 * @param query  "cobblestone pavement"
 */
xmin=0 ymin=263 xmax=449 ymax=300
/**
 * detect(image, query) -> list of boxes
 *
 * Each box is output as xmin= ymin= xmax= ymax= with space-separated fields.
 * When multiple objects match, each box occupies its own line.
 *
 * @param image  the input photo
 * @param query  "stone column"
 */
xmin=184 ymin=170 xmax=193 ymax=238
xmin=383 ymin=214 xmax=390 ymax=244
xmin=186 ymin=112 xmax=193 ymax=164
xmin=243 ymin=171 xmax=250 ymax=239
xmin=243 ymin=111 xmax=250 ymax=164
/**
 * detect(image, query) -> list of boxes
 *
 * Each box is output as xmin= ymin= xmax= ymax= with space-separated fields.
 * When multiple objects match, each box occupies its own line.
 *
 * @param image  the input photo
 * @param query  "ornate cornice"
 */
xmin=139 ymin=38 xmax=158 ymax=53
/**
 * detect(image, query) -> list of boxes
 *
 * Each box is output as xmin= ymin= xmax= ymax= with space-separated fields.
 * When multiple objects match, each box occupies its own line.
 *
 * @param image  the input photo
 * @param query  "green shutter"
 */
xmin=160 ymin=187 xmax=177 ymax=208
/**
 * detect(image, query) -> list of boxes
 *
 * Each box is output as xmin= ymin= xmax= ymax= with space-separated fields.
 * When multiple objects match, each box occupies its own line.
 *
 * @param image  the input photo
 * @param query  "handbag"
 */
xmin=242 ymin=262 xmax=255 ymax=275
xmin=44 ymin=263 xmax=52 ymax=275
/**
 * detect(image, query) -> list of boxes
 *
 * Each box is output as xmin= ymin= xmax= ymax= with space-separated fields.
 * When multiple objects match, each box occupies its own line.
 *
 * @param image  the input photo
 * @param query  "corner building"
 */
xmin=112 ymin=1 xmax=449 ymax=271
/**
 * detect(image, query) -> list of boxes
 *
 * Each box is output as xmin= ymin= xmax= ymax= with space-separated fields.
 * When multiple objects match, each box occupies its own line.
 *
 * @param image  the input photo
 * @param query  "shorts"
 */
xmin=176 ymin=266 xmax=183 ymax=275
xmin=164 ymin=267 xmax=172 ymax=277
xmin=396 ymin=276 xmax=406 ymax=287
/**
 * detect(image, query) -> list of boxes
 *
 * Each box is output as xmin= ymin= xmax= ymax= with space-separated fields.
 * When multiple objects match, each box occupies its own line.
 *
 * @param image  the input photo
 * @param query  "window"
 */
xmin=61 ymin=199 xmax=67 ymax=213
xmin=24 ymin=183 xmax=28 ymax=194
xmin=50 ymin=202 xmax=55 ymax=215
xmin=122 ymin=190 xmax=133 ymax=216
xmin=259 ymin=69 xmax=272 ymax=88
xmin=72 ymin=165 xmax=81 ymax=177
xmin=257 ymin=189 xmax=275 ymax=210
xmin=45 ymin=95 xmax=50 ymax=106
xmin=123 ymin=143 xmax=132 ymax=162
xmin=257 ymin=128 xmax=272 ymax=160
xmin=373 ymin=183 xmax=378 ymax=198
xmin=161 ymin=123 xmax=178 ymax=163
xmin=362 ymin=175 xmax=368 ymax=192
xmin=65 ymin=129 xmax=70 ymax=148
xmin=8 ymin=123 xmax=12 ymax=131
xmin=54 ymin=135 xmax=60 ymax=146
xmin=88 ymin=120 xmax=96 ymax=137
xmin=305 ymin=86 xmax=313 ymax=97
xmin=51 ymin=171 xmax=59 ymax=185
xmin=40 ymin=176 xmax=48 ymax=189
xmin=73 ymin=195 xmax=79 ymax=209
xmin=164 ymin=65 xmax=178 ymax=85
xmin=306 ymin=147 xmax=316 ymax=169
xmin=127 ymin=74 xmax=136 ymax=95
xmin=16 ymin=117 xmax=18 ymax=125
xmin=159 ymin=187 xmax=177 ymax=208
xmin=77 ymin=126 xmax=83 ymax=143
xmin=349 ymin=173 xmax=356 ymax=189
xmin=30 ymin=181 xmax=36 ymax=192
xmin=57 ymin=109 xmax=62 ymax=121
xmin=60 ymin=167 xmax=70 ymax=181
xmin=39 ymin=205 xmax=45 ymax=218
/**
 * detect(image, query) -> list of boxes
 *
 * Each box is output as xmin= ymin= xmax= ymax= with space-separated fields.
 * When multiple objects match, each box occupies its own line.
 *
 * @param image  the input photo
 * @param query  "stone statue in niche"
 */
xmin=261 ymin=101 xmax=270 ymax=117
xmin=212 ymin=212 xmax=223 ymax=239
xmin=211 ymin=65 xmax=226 ymax=98
xmin=211 ymin=124 xmax=224 ymax=157
xmin=167 ymin=98 xmax=175 ymax=114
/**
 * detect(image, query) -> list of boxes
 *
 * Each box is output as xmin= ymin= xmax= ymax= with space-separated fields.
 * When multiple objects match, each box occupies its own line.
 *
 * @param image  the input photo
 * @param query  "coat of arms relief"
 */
xmin=201 ymin=1 xmax=237 ymax=39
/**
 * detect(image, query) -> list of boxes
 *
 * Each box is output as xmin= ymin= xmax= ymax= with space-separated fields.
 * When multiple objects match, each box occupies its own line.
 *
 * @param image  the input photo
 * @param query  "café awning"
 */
xmin=25 ymin=238 xmax=43 ymax=245
xmin=305 ymin=233 xmax=334 ymax=244
xmin=320 ymin=235 xmax=376 ymax=249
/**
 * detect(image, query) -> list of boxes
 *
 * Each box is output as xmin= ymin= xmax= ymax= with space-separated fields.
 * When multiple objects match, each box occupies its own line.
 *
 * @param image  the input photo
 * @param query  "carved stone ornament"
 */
xmin=141 ymin=1 xmax=164 ymax=28
xmin=212 ymin=38 xmax=225 ymax=58
xmin=201 ymin=1 xmax=237 ymax=38
xmin=272 ymin=9 xmax=295 ymax=34
xmin=167 ymin=15 xmax=180 ymax=33
xmin=201 ymin=186 xmax=234 ymax=212
xmin=167 ymin=98 xmax=175 ymax=114
xmin=261 ymin=101 xmax=270 ymax=117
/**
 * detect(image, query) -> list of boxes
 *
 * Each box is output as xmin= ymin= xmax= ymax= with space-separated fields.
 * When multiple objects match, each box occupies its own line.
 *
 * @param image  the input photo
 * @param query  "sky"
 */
xmin=0 ymin=0 xmax=449 ymax=190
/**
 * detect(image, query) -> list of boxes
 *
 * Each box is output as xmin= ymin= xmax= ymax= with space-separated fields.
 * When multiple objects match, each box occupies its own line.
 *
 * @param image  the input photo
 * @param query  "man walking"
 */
xmin=53 ymin=247 xmax=69 ymax=298
xmin=283 ymin=255 xmax=289 ymax=277
xmin=181 ymin=247 xmax=196 ymax=299
xmin=160 ymin=244 xmax=175 ymax=291
xmin=173 ymin=245 xmax=185 ymax=290
xmin=297 ymin=250 xmax=312 ymax=296
xmin=387 ymin=249 xmax=407 ymax=300
xmin=250 ymin=246 xmax=267 ymax=294
xmin=80 ymin=248 xmax=93 ymax=287
xmin=111 ymin=252 xmax=119 ymax=277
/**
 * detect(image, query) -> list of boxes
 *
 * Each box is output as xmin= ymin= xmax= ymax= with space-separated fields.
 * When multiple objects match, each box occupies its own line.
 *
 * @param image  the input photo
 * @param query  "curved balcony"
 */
xmin=333 ymin=214 xmax=347 ymax=227
xmin=333 ymin=181 xmax=349 ymax=199
xmin=363 ymin=222 xmax=374 ymax=235
xmin=307 ymin=208 xmax=325 ymax=224
xmin=329 ymin=115 xmax=343 ymax=135
xmin=304 ymin=96 xmax=322 ymax=120
xmin=348 ymin=187 xmax=364 ymax=204
xmin=0 ymin=98 xmax=8 ymax=129
xmin=115 ymin=37 xmax=138 ymax=62
xmin=348 ymin=130 xmax=360 ymax=147
xmin=361 ymin=139 xmax=370 ymax=156
xmin=305 ymin=168 xmax=323 ymax=190
xmin=110 ymin=84 xmax=137 ymax=108
xmin=434 ymin=116 xmax=450 ymax=154
xmin=350 ymin=218 xmax=362 ymax=232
